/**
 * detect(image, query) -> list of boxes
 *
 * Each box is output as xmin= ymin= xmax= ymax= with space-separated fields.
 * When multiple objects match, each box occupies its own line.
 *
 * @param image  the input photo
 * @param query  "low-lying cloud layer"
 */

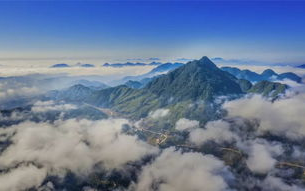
xmin=0 ymin=64 xmax=305 ymax=190
xmin=0 ymin=165 xmax=47 ymax=191
xmin=31 ymin=100 xmax=77 ymax=113
xmin=0 ymin=82 xmax=39 ymax=102
xmin=169 ymin=86 xmax=305 ymax=190
xmin=189 ymin=120 xmax=238 ymax=146
xmin=0 ymin=65 xmax=154 ymax=78
xmin=245 ymin=141 xmax=277 ymax=174
xmin=132 ymin=147 xmax=229 ymax=191
xmin=0 ymin=118 xmax=158 ymax=190
xmin=223 ymin=94 xmax=305 ymax=140
xmin=175 ymin=118 xmax=199 ymax=131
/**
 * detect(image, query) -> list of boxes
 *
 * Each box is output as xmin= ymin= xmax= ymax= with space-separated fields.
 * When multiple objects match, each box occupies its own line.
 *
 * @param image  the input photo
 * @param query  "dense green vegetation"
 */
xmin=50 ymin=56 xmax=288 ymax=122
xmin=248 ymin=80 xmax=288 ymax=97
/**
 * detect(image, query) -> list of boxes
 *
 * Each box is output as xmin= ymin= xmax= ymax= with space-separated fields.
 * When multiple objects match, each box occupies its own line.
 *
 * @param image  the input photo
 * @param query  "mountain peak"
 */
xmin=50 ymin=63 xmax=70 ymax=68
xmin=261 ymin=69 xmax=277 ymax=77
xmin=199 ymin=56 xmax=210 ymax=61
xmin=297 ymin=64 xmax=305 ymax=69
xmin=193 ymin=56 xmax=218 ymax=69
xmin=145 ymin=56 xmax=243 ymax=101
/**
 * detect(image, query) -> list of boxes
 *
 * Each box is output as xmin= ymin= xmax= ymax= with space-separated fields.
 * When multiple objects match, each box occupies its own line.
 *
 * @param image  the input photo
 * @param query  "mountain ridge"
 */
xmin=144 ymin=56 xmax=243 ymax=102
xmin=48 ymin=56 xmax=288 ymax=120
xmin=221 ymin=66 xmax=302 ymax=83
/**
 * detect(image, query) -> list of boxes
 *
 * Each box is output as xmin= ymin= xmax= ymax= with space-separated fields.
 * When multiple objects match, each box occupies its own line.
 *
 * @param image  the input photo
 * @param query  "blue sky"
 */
xmin=0 ymin=1 xmax=305 ymax=64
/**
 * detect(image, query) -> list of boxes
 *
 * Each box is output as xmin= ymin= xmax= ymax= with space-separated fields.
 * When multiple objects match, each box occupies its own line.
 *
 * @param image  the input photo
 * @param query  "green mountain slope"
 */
xmin=86 ymin=85 xmax=161 ymax=118
xmin=80 ymin=57 xmax=244 ymax=120
xmin=248 ymin=80 xmax=288 ymax=97
xmin=49 ymin=56 xmax=288 ymax=121
xmin=145 ymin=56 xmax=243 ymax=102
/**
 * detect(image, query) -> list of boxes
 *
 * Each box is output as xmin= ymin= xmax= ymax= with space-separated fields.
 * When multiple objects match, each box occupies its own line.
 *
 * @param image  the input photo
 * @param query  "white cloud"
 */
xmin=245 ymin=142 xmax=276 ymax=174
xmin=31 ymin=100 xmax=77 ymax=112
xmin=0 ymin=85 xmax=39 ymax=102
xmin=0 ymin=165 xmax=47 ymax=191
xmin=175 ymin=118 xmax=199 ymax=131
xmin=0 ymin=65 xmax=154 ymax=80
xmin=223 ymin=94 xmax=305 ymax=140
xmin=274 ymin=78 xmax=301 ymax=88
xmin=149 ymin=109 xmax=170 ymax=119
xmin=291 ymin=146 xmax=305 ymax=160
xmin=132 ymin=147 xmax=229 ymax=191
xmin=189 ymin=120 xmax=238 ymax=146
xmin=0 ymin=111 xmax=27 ymax=123
xmin=0 ymin=118 xmax=158 ymax=190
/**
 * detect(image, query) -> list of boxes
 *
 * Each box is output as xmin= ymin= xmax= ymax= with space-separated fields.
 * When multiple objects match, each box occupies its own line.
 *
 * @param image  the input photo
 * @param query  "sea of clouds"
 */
xmin=0 ymin=63 xmax=305 ymax=190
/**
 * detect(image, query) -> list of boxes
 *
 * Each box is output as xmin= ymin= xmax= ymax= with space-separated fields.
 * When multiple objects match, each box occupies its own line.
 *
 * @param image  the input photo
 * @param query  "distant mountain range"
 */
xmin=49 ymin=84 xmax=95 ymax=102
xmin=51 ymin=63 xmax=70 ymax=68
xmin=51 ymin=63 xmax=95 ymax=68
xmin=76 ymin=63 xmax=95 ymax=67
xmin=147 ymin=62 xmax=184 ymax=74
xmin=50 ymin=61 xmax=178 ymax=72
xmin=221 ymin=66 xmax=302 ymax=83
xmin=118 ymin=62 xmax=184 ymax=85
xmin=103 ymin=62 xmax=162 ymax=67
xmin=297 ymin=64 xmax=305 ymax=69
xmin=72 ymin=80 xmax=108 ymax=90
xmin=48 ymin=56 xmax=287 ymax=121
